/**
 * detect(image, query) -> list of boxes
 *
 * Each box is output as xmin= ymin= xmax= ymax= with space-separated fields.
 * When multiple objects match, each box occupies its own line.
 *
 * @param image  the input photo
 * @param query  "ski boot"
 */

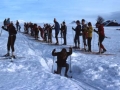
xmin=4 ymin=53 xmax=10 ymax=57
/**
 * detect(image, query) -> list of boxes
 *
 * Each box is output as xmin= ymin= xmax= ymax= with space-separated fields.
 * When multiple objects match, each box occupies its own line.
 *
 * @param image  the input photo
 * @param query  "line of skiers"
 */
xmin=23 ymin=18 xmax=67 ymax=45
xmin=23 ymin=18 xmax=106 ymax=53
xmin=1 ymin=18 xmax=107 ymax=77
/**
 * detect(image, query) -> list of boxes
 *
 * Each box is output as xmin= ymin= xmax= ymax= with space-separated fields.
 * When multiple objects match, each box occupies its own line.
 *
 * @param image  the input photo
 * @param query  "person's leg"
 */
xmin=83 ymin=35 xmax=87 ymax=50
xmin=77 ymin=35 xmax=80 ymax=48
xmin=64 ymin=63 xmax=69 ymax=77
xmin=74 ymin=35 xmax=77 ymax=47
xmin=55 ymin=32 xmax=59 ymax=44
xmin=100 ymin=37 xmax=106 ymax=52
xmin=11 ymin=35 xmax=16 ymax=57
xmin=5 ymin=37 xmax=11 ymax=56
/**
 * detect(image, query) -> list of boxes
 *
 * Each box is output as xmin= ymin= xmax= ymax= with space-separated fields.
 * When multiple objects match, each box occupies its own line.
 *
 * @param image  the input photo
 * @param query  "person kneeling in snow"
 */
xmin=52 ymin=47 xmax=72 ymax=77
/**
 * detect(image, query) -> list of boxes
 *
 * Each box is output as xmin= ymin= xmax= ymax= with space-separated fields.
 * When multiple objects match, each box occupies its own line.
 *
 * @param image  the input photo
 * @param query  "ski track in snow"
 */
xmin=0 ymin=25 xmax=120 ymax=90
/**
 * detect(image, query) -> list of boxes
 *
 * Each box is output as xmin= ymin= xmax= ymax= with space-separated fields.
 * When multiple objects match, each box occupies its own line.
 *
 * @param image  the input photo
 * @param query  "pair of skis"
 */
xmin=0 ymin=56 xmax=15 ymax=62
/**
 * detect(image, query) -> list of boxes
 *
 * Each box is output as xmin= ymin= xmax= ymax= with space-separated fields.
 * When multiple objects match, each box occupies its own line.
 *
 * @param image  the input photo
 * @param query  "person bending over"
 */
xmin=52 ymin=47 xmax=72 ymax=77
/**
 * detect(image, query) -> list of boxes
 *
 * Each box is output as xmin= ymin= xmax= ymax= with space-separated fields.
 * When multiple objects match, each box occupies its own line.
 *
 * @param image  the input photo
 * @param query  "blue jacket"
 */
xmin=54 ymin=22 xmax=60 ymax=33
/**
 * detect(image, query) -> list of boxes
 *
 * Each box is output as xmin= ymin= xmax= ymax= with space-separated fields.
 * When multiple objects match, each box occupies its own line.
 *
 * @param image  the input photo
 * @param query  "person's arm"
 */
xmin=1 ymin=26 xmax=8 ymax=31
xmin=52 ymin=49 xmax=58 ymax=56
xmin=94 ymin=29 xmax=98 ymax=34
xmin=72 ymin=27 xmax=75 ymax=31
xmin=67 ymin=47 xmax=72 ymax=55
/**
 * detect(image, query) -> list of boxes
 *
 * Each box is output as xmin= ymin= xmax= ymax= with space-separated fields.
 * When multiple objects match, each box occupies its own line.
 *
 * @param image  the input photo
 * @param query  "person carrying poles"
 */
xmin=2 ymin=22 xmax=17 ymax=58
xmin=94 ymin=22 xmax=107 ymax=53
xmin=61 ymin=21 xmax=67 ymax=45
xmin=53 ymin=18 xmax=60 ymax=45
xmin=52 ymin=47 xmax=72 ymax=77
xmin=81 ymin=19 xmax=87 ymax=51
xmin=86 ymin=22 xmax=93 ymax=52
xmin=72 ymin=20 xmax=81 ymax=49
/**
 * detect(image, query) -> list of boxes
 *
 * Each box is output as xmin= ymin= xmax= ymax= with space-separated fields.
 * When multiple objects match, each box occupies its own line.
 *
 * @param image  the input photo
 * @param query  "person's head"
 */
xmin=76 ymin=20 xmax=80 ymax=25
xmin=8 ymin=22 xmax=13 ymax=27
xmin=88 ymin=22 xmax=92 ymax=26
xmin=54 ymin=18 xmax=57 ymax=23
xmin=96 ymin=22 xmax=100 ymax=28
xmin=81 ymin=19 xmax=85 ymax=25
xmin=63 ymin=21 xmax=65 ymax=25
xmin=61 ymin=48 xmax=67 ymax=59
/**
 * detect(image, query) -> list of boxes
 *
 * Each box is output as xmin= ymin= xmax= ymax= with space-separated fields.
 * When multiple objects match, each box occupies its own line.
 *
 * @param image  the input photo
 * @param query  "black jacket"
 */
xmin=2 ymin=25 xmax=17 ymax=36
xmin=52 ymin=48 xmax=72 ymax=67
xmin=73 ymin=25 xmax=81 ymax=35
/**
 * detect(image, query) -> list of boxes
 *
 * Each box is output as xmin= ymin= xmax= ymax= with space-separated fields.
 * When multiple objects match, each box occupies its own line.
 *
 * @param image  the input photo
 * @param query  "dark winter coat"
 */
xmin=52 ymin=48 xmax=72 ymax=67
xmin=54 ymin=22 xmax=60 ymax=34
xmin=73 ymin=25 xmax=81 ymax=36
xmin=98 ymin=24 xmax=105 ymax=37
xmin=61 ymin=25 xmax=67 ymax=34
xmin=2 ymin=25 xmax=17 ymax=36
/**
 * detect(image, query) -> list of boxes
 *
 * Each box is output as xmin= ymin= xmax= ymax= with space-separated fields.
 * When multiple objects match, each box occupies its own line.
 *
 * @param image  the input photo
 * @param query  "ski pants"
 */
xmin=82 ymin=35 xmax=87 ymax=46
xmin=7 ymin=35 xmax=16 ymax=52
xmin=74 ymin=34 xmax=80 ymax=46
xmin=63 ymin=32 xmax=66 ymax=44
xmin=87 ymin=37 xmax=92 ymax=51
xmin=57 ymin=63 xmax=69 ymax=75
xmin=98 ymin=36 xmax=106 ymax=50
xmin=55 ymin=32 xmax=59 ymax=43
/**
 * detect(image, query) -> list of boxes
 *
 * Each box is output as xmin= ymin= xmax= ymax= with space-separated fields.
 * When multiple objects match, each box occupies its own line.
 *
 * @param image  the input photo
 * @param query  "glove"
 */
xmin=94 ymin=29 xmax=96 ymax=32
xmin=1 ymin=26 xmax=4 ymax=29
xmin=53 ymin=49 xmax=56 ymax=52
xmin=72 ymin=27 xmax=74 ymax=30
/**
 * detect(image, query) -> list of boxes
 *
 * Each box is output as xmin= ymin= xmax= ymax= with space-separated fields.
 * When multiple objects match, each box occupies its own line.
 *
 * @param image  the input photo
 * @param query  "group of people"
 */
xmin=23 ymin=18 xmax=67 ymax=45
xmin=1 ymin=18 xmax=107 ymax=77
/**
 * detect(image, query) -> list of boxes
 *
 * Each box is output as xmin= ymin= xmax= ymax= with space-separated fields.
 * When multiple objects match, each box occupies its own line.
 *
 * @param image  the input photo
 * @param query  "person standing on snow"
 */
xmin=16 ymin=20 xmax=19 ymax=31
xmin=53 ymin=18 xmax=60 ymax=45
xmin=86 ymin=22 xmax=93 ymax=52
xmin=72 ymin=20 xmax=81 ymax=48
xmin=81 ymin=19 xmax=87 ymax=51
xmin=61 ymin=21 xmax=67 ymax=45
xmin=94 ymin=22 xmax=107 ymax=53
xmin=2 ymin=22 xmax=17 ymax=58
xmin=52 ymin=47 xmax=72 ymax=77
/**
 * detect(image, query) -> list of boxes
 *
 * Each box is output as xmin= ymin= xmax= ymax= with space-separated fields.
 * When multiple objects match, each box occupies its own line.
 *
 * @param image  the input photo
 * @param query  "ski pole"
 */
xmin=69 ymin=53 xmax=72 ymax=73
xmin=72 ymin=28 xmax=74 ymax=47
xmin=92 ymin=31 xmax=95 ymax=52
xmin=0 ymin=28 xmax=2 ymax=36
xmin=52 ymin=56 xmax=55 ymax=73
xmin=98 ymin=37 xmax=101 ymax=54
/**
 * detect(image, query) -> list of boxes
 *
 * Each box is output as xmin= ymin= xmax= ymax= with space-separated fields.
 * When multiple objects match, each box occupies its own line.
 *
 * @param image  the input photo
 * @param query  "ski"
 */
xmin=0 ymin=56 xmax=25 ymax=62
xmin=54 ymin=72 xmax=72 ymax=78
xmin=74 ymin=50 xmax=115 ymax=56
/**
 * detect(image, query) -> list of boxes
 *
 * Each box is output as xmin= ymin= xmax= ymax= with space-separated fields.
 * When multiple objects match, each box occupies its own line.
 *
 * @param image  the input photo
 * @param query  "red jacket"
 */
xmin=98 ymin=24 xmax=105 ymax=37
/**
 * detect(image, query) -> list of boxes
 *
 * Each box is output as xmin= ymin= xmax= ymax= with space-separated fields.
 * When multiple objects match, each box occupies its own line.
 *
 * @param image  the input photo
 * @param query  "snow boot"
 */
xmin=4 ymin=53 xmax=10 ymax=57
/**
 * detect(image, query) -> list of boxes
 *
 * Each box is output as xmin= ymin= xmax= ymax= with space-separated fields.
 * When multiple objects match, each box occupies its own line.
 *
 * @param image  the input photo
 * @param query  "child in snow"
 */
xmin=52 ymin=47 xmax=72 ymax=77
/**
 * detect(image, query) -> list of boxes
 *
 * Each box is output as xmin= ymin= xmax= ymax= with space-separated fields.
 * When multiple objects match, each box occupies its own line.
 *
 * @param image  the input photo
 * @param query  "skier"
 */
xmin=16 ymin=20 xmax=19 ymax=31
xmin=38 ymin=26 xmax=44 ymax=40
xmin=61 ymin=21 xmax=67 ymax=45
xmin=2 ymin=22 xmax=17 ymax=58
xmin=34 ymin=24 xmax=39 ymax=40
xmin=72 ymin=20 xmax=81 ymax=48
xmin=47 ymin=24 xmax=52 ymax=43
xmin=52 ymin=47 xmax=72 ymax=77
xmin=53 ymin=18 xmax=60 ymax=45
xmin=94 ymin=22 xmax=107 ymax=53
xmin=81 ymin=19 xmax=87 ymax=51
xmin=86 ymin=22 xmax=93 ymax=52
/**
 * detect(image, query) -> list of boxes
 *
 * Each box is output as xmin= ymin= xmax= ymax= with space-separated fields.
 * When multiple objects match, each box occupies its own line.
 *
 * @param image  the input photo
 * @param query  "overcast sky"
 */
xmin=0 ymin=0 xmax=120 ymax=24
